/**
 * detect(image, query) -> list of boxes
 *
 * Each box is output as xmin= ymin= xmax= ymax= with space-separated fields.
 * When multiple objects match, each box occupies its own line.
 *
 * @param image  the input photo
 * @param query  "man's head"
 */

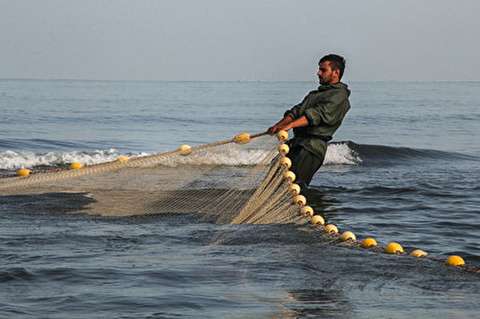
xmin=317 ymin=54 xmax=346 ymax=85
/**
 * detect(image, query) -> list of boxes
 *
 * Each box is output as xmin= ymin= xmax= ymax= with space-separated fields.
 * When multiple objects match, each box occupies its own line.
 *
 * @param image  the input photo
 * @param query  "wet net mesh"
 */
xmin=0 ymin=133 xmax=305 ymax=224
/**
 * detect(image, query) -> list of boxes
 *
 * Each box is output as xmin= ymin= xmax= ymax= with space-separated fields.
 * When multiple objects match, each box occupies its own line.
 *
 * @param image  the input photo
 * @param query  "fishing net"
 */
xmin=0 ymin=132 xmax=311 ymax=225
xmin=3 ymin=132 xmax=479 ymax=272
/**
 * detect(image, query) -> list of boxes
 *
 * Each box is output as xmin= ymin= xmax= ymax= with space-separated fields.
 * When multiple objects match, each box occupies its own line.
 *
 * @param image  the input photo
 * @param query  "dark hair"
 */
xmin=319 ymin=54 xmax=346 ymax=79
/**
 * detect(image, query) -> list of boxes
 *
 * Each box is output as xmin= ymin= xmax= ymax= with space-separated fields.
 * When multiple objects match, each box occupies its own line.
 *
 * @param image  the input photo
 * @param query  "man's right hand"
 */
xmin=268 ymin=115 xmax=294 ymax=135
xmin=267 ymin=125 xmax=281 ymax=135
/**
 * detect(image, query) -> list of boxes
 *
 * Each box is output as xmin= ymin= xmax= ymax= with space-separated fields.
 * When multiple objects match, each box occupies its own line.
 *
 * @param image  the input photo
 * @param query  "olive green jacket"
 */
xmin=284 ymin=82 xmax=351 ymax=159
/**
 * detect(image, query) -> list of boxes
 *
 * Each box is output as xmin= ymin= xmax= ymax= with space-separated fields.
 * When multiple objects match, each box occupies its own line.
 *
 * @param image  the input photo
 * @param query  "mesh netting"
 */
xmin=0 ymin=133 xmax=305 ymax=224
xmin=3 ymin=133 xmax=480 ymax=273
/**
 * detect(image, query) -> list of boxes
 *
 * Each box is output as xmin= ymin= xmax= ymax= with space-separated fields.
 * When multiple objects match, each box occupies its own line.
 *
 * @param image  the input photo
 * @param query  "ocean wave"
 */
xmin=0 ymin=143 xmax=361 ymax=170
xmin=157 ymin=148 xmax=270 ymax=167
xmin=149 ymin=143 xmax=361 ymax=167
xmin=324 ymin=143 xmax=361 ymax=165
xmin=2 ymin=141 xmax=470 ymax=171
xmin=0 ymin=149 xmax=124 ymax=170
xmin=339 ymin=141 xmax=476 ymax=165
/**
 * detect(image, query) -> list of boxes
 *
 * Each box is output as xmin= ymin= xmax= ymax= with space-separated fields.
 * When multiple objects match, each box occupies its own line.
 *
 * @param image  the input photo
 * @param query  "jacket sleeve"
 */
xmin=283 ymin=93 xmax=310 ymax=119
xmin=303 ymin=89 xmax=347 ymax=126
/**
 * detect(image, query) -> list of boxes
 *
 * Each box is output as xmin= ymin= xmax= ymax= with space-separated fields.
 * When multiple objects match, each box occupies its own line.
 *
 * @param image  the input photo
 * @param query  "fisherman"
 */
xmin=268 ymin=54 xmax=351 ymax=190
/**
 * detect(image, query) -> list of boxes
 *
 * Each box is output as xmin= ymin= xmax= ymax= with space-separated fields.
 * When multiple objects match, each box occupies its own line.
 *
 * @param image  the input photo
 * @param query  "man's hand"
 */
xmin=268 ymin=115 xmax=294 ymax=135
xmin=267 ymin=124 xmax=282 ymax=134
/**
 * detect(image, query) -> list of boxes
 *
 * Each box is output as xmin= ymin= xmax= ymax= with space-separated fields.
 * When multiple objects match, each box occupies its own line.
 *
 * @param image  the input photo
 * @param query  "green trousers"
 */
xmin=288 ymin=144 xmax=325 ymax=189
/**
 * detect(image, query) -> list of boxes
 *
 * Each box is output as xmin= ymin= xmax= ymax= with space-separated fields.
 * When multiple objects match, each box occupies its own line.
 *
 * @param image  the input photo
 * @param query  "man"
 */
xmin=268 ymin=54 xmax=351 ymax=190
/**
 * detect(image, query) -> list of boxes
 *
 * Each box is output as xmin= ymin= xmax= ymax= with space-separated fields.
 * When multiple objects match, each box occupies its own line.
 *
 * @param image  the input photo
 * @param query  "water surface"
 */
xmin=1 ymin=80 xmax=479 ymax=318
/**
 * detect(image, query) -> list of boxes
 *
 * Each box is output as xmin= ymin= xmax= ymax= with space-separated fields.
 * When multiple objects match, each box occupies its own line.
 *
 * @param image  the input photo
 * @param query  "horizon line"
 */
xmin=1 ymin=77 xmax=480 ymax=83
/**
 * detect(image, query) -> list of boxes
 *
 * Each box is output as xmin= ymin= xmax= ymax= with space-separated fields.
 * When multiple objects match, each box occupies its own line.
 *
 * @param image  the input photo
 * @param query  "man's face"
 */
xmin=317 ymin=61 xmax=339 ymax=85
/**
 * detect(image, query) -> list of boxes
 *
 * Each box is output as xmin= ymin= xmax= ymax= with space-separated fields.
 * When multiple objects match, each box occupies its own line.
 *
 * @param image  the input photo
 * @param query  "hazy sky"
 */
xmin=1 ymin=0 xmax=479 ymax=81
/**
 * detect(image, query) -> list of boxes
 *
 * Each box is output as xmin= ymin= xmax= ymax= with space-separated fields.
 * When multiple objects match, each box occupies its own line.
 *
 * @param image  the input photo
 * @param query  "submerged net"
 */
xmin=0 ymin=133 xmax=306 ymax=224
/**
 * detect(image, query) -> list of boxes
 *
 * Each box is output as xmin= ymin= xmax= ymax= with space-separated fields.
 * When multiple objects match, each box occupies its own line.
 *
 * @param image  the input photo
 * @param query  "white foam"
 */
xmin=158 ymin=146 xmax=269 ymax=167
xmin=0 ymin=143 xmax=361 ymax=170
xmin=158 ymin=143 xmax=361 ymax=166
xmin=324 ymin=143 xmax=362 ymax=165
xmin=0 ymin=149 xmax=123 ymax=170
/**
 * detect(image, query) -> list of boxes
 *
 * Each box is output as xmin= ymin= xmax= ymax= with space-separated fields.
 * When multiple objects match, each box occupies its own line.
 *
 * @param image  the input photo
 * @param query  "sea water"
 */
xmin=1 ymin=80 xmax=479 ymax=318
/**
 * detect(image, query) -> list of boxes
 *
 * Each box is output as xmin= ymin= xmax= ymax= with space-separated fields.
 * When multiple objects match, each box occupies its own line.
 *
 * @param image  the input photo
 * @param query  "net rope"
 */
xmin=0 ymin=133 xmax=305 ymax=224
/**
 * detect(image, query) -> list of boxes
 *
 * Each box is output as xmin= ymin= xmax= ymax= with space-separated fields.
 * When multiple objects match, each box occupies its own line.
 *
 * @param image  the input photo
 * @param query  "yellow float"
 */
xmin=278 ymin=144 xmax=289 ymax=156
xmin=283 ymin=171 xmax=296 ymax=183
xmin=385 ymin=242 xmax=404 ymax=254
xmin=279 ymin=157 xmax=292 ymax=169
xmin=325 ymin=224 xmax=339 ymax=234
xmin=16 ymin=168 xmax=31 ymax=177
xmin=293 ymin=195 xmax=306 ymax=206
xmin=300 ymin=206 xmax=314 ymax=217
xmin=178 ymin=144 xmax=192 ymax=156
xmin=410 ymin=249 xmax=428 ymax=258
xmin=340 ymin=231 xmax=356 ymax=242
xmin=70 ymin=162 xmax=83 ymax=170
xmin=360 ymin=237 xmax=378 ymax=248
xmin=116 ymin=155 xmax=129 ymax=163
xmin=289 ymin=183 xmax=301 ymax=196
xmin=277 ymin=130 xmax=288 ymax=142
xmin=446 ymin=255 xmax=465 ymax=267
xmin=233 ymin=132 xmax=251 ymax=144
xmin=311 ymin=215 xmax=325 ymax=225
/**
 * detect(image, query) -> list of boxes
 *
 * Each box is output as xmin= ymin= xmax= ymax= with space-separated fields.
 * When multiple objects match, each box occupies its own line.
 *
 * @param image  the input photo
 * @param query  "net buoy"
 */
xmin=234 ymin=132 xmax=251 ymax=144
xmin=340 ymin=231 xmax=356 ymax=242
xmin=385 ymin=242 xmax=404 ymax=254
xmin=116 ymin=155 xmax=129 ymax=163
xmin=410 ymin=249 xmax=428 ymax=258
xmin=70 ymin=162 xmax=83 ymax=170
xmin=278 ymin=144 xmax=289 ymax=156
xmin=446 ymin=255 xmax=465 ymax=267
xmin=361 ymin=237 xmax=377 ymax=248
xmin=279 ymin=157 xmax=292 ymax=169
xmin=178 ymin=144 xmax=192 ymax=156
xmin=301 ymin=205 xmax=313 ymax=217
xmin=325 ymin=224 xmax=339 ymax=234
xmin=16 ymin=168 xmax=31 ymax=177
xmin=277 ymin=130 xmax=288 ymax=142
xmin=311 ymin=215 xmax=325 ymax=225
xmin=289 ymin=183 xmax=300 ymax=196
xmin=283 ymin=171 xmax=296 ymax=183
xmin=293 ymin=195 xmax=306 ymax=206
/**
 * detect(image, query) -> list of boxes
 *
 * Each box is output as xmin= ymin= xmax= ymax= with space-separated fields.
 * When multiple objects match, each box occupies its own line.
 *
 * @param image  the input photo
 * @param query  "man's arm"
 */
xmin=268 ymin=92 xmax=314 ymax=134
xmin=268 ymin=115 xmax=309 ymax=134
xmin=283 ymin=115 xmax=309 ymax=131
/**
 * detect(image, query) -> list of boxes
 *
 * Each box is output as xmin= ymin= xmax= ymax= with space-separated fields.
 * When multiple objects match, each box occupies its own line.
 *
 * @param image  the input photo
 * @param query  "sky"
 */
xmin=1 ymin=0 xmax=479 ymax=81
